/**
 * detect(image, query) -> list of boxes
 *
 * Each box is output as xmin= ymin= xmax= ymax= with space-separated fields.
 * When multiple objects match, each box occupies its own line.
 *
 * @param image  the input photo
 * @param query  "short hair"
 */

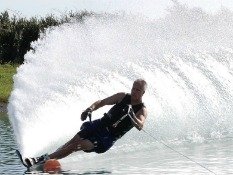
xmin=134 ymin=79 xmax=147 ymax=91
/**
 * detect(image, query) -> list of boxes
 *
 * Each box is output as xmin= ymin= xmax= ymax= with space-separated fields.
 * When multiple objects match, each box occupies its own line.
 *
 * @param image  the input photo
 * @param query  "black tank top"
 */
xmin=100 ymin=94 xmax=145 ymax=139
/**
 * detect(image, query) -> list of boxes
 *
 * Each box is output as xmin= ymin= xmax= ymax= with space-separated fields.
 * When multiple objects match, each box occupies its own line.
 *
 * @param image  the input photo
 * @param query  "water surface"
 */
xmin=1 ymin=112 xmax=232 ymax=175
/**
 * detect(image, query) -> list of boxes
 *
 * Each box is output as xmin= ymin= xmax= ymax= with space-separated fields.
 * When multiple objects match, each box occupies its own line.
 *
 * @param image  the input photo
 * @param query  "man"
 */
xmin=25 ymin=79 xmax=147 ymax=167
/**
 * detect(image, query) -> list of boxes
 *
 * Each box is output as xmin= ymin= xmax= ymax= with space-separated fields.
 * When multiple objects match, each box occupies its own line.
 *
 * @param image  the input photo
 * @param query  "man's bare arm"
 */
xmin=88 ymin=92 xmax=126 ymax=111
xmin=129 ymin=107 xmax=147 ymax=131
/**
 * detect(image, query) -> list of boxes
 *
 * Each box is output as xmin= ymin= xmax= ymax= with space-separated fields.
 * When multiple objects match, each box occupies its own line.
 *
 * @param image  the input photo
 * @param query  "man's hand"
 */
xmin=81 ymin=108 xmax=92 ymax=121
xmin=127 ymin=105 xmax=143 ymax=130
xmin=128 ymin=106 xmax=136 ymax=118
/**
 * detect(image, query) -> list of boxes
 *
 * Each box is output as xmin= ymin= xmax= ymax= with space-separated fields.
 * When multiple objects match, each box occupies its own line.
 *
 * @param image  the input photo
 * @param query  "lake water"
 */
xmin=1 ymin=112 xmax=232 ymax=175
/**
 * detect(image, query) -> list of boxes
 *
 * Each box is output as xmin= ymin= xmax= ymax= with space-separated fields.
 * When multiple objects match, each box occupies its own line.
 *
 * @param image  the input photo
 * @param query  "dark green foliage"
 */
xmin=0 ymin=10 xmax=92 ymax=64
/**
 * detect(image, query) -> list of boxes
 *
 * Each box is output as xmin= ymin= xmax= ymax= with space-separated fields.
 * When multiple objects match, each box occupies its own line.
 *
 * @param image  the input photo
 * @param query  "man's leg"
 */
xmin=24 ymin=130 xmax=95 ymax=167
xmin=49 ymin=133 xmax=94 ymax=159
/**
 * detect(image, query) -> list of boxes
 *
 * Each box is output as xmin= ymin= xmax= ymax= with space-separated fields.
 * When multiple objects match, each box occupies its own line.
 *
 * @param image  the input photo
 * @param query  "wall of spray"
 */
xmin=8 ymin=4 xmax=233 ymax=157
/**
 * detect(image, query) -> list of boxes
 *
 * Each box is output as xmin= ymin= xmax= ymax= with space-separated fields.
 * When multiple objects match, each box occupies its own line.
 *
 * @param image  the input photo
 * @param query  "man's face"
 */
xmin=131 ymin=82 xmax=145 ymax=100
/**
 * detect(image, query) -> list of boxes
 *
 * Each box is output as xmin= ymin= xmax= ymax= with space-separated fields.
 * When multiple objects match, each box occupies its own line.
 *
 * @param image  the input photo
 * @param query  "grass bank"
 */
xmin=0 ymin=64 xmax=18 ymax=103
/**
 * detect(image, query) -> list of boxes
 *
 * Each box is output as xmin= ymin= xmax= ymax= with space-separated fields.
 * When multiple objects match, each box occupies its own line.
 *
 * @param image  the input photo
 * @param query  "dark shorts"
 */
xmin=78 ymin=119 xmax=116 ymax=153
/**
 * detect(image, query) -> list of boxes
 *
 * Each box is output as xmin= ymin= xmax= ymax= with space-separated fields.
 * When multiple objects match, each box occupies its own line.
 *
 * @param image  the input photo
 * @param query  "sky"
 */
xmin=1 ymin=0 xmax=233 ymax=19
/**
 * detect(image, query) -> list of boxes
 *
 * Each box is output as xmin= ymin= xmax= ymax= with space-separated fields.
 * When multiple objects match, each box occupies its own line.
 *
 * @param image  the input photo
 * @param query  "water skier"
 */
xmin=24 ymin=79 xmax=148 ymax=167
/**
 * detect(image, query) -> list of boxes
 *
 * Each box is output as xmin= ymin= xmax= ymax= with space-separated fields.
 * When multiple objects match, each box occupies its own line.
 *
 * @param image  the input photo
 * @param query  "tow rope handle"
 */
xmin=88 ymin=112 xmax=92 ymax=122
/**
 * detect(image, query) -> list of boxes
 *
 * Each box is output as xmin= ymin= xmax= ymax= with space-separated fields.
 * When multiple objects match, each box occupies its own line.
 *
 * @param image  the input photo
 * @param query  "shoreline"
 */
xmin=0 ymin=102 xmax=7 ymax=113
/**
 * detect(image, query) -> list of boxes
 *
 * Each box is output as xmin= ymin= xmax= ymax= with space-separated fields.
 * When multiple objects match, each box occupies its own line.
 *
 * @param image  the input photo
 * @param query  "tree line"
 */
xmin=0 ymin=10 xmax=93 ymax=64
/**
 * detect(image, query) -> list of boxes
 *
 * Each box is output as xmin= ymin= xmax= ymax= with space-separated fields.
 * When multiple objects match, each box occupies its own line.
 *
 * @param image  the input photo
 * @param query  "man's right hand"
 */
xmin=81 ymin=108 xmax=92 ymax=121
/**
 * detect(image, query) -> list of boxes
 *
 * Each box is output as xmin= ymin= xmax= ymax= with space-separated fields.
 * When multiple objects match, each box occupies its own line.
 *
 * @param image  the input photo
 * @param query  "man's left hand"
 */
xmin=81 ymin=108 xmax=92 ymax=121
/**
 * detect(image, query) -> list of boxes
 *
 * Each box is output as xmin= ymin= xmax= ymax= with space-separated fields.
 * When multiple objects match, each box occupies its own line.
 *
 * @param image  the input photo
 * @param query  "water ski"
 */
xmin=16 ymin=150 xmax=61 ymax=172
xmin=15 ymin=150 xmax=44 ymax=171
xmin=15 ymin=150 xmax=28 ymax=168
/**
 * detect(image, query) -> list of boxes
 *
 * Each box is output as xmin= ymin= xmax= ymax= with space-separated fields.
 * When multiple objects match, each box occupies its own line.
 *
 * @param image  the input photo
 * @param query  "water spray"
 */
xmin=142 ymin=129 xmax=217 ymax=175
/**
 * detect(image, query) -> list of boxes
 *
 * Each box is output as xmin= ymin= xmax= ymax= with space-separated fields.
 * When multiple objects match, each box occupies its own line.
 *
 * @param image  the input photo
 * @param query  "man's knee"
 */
xmin=79 ymin=139 xmax=94 ymax=151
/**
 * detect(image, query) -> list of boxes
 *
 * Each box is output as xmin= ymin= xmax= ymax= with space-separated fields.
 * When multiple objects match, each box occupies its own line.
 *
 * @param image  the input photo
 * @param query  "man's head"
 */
xmin=131 ymin=79 xmax=147 ymax=101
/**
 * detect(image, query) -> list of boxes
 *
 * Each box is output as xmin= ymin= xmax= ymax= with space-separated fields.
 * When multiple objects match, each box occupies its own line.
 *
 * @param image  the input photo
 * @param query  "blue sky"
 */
xmin=1 ymin=0 xmax=233 ymax=19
